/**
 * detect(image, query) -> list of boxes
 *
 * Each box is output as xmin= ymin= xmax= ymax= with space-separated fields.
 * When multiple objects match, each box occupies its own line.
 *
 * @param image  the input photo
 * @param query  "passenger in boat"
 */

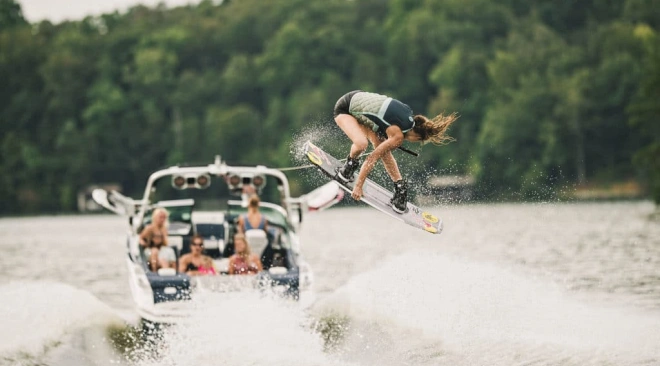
xmin=144 ymin=230 xmax=177 ymax=272
xmin=228 ymin=233 xmax=263 ymax=275
xmin=179 ymin=234 xmax=216 ymax=276
xmin=237 ymin=194 xmax=269 ymax=233
xmin=139 ymin=208 xmax=169 ymax=247
xmin=333 ymin=90 xmax=458 ymax=213
xmin=140 ymin=208 xmax=176 ymax=272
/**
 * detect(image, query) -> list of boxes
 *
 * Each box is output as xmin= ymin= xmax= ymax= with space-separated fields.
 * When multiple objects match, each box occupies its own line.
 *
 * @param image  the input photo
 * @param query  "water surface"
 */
xmin=0 ymin=202 xmax=658 ymax=365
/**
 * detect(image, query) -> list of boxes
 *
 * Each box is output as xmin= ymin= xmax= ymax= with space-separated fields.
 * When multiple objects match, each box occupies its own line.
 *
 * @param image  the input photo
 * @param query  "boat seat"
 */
xmin=245 ymin=229 xmax=268 ymax=257
xmin=167 ymin=236 xmax=183 ymax=252
xmin=157 ymin=268 xmax=176 ymax=276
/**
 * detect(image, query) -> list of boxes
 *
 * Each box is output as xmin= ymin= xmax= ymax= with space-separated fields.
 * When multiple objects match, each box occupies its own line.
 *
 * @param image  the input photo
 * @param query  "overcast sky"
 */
xmin=19 ymin=0 xmax=199 ymax=23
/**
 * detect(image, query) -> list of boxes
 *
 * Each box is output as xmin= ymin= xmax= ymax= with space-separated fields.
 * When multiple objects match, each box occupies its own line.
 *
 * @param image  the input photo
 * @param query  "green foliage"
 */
xmin=0 ymin=0 xmax=26 ymax=30
xmin=0 ymin=0 xmax=659 ymax=214
xmin=628 ymin=31 xmax=660 ymax=203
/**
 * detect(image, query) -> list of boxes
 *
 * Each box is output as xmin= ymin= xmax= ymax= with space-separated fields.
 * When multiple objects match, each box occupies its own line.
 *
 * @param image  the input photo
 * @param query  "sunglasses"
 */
xmin=191 ymin=242 xmax=204 ymax=247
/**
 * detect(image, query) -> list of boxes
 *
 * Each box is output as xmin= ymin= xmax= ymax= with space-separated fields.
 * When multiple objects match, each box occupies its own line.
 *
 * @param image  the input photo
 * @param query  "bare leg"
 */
xmin=149 ymin=248 xmax=160 ymax=271
xmin=335 ymin=114 xmax=368 ymax=158
xmin=366 ymin=129 xmax=403 ymax=182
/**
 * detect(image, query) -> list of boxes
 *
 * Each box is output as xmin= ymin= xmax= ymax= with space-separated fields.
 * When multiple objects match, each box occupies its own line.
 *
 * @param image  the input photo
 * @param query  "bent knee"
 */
xmin=353 ymin=138 xmax=369 ymax=152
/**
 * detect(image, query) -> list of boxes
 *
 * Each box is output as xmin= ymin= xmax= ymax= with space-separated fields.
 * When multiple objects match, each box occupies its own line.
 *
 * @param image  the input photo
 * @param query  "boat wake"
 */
xmin=6 ymin=254 xmax=657 ymax=366
xmin=126 ymin=251 xmax=660 ymax=366
xmin=0 ymin=281 xmax=124 ymax=366
xmin=133 ymin=291 xmax=350 ymax=366
xmin=312 ymin=251 xmax=660 ymax=366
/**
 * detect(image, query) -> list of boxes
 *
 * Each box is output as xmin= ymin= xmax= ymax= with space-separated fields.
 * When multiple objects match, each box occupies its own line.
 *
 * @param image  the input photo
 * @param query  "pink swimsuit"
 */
xmin=197 ymin=265 xmax=216 ymax=275
xmin=231 ymin=255 xmax=259 ymax=275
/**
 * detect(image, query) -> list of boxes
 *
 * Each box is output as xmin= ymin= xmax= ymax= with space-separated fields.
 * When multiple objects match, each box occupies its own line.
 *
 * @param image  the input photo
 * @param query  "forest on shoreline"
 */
xmin=1 ymin=0 xmax=659 ymax=214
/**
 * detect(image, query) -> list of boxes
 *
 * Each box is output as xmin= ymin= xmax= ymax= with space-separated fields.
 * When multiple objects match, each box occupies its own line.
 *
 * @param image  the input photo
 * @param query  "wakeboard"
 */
xmin=303 ymin=141 xmax=443 ymax=235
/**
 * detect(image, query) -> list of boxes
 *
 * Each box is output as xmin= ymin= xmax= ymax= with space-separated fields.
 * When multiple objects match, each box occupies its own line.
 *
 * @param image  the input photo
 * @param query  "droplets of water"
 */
xmin=287 ymin=119 xmax=348 ymax=193
xmin=285 ymin=116 xmax=476 ymax=212
xmin=124 ymin=291 xmax=354 ymax=366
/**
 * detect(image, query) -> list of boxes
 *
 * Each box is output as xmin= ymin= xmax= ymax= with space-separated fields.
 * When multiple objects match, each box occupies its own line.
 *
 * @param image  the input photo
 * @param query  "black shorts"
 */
xmin=333 ymin=90 xmax=362 ymax=117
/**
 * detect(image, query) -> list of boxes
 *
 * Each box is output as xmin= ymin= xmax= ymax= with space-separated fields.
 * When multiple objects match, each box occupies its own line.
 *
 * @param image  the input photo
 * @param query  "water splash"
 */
xmin=133 ymin=291 xmax=354 ymax=366
xmin=287 ymin=119 xmax=349 ymax=191
xmin=313 ymin=251 xmax=660 ymax=366
xmin=289 ymin=119 xmax=345 ymax=165
xmin=0 ymin=281 xmax=123 ymax=361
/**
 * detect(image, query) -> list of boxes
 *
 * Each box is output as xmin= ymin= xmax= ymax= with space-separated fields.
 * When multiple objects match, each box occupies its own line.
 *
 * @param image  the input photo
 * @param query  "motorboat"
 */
xmin=93 ymin=156 xmax=342 ymax=325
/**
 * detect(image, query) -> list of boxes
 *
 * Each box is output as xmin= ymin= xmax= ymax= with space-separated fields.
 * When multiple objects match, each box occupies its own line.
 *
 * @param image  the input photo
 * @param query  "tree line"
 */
xmin=1 ymin=0 xmax=658 ymax=214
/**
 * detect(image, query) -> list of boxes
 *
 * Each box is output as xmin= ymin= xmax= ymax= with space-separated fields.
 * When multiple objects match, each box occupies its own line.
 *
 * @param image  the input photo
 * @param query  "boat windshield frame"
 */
xmin=134 ymin=158 xmax=293 ymax=229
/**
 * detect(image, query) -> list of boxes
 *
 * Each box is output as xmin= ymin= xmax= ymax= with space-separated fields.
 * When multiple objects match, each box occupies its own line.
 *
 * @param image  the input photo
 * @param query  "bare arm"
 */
xmin=353 ymin=126 xmax=403 ymax=199
xmin=139 ymin=226 xmax=152 ymax=247
xmin=228 ymin=256 xmax=236 ymax=275
xmin=236 ymin=216 xmax=245 ymax=233
xmin=178 ymin=254 xmax=189 ymax=274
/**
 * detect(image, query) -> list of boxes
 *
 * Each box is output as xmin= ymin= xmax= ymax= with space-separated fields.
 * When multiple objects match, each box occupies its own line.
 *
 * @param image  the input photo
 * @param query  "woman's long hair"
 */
xmin=248 ymin=194 xmax=260 ymax=210
xmin=151 ymin=208 xmax=170 ymax=229
xmin=412 ymin=112 xmax=459 ymax=145
xmin=150 ymin=207 xmax=169 ymax=246
xmin=233 ymin=233 xmax=251 ymax=258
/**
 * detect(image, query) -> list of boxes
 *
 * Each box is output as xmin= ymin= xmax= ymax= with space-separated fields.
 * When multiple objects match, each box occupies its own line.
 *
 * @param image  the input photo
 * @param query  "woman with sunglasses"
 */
xmin=333 ymin=90 xmax=458 ymax=213
xmin=179 ymin=234 xmax=216 ymax=276
xmin=228 ymin=233 xmax=263 ymax=275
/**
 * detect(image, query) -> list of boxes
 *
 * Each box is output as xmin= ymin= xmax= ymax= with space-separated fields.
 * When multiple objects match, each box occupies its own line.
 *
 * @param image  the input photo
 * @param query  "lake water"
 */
xmin=1 ymin=201 xmax=659 ymax=365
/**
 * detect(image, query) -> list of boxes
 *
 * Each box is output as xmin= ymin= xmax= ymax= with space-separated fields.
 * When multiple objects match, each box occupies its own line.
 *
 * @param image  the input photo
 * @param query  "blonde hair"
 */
xmin=233 ymin=233 xmax=251 ymax=257
xmin=151 ymin=208 xmax=169 ymax=228
xmin=412 ymin=112 xmax=459 ymax=145
xmin=145 ymin=208 xmax=169 ymax=247
xmin=248 ymin=194 xmax=260 ymax=209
